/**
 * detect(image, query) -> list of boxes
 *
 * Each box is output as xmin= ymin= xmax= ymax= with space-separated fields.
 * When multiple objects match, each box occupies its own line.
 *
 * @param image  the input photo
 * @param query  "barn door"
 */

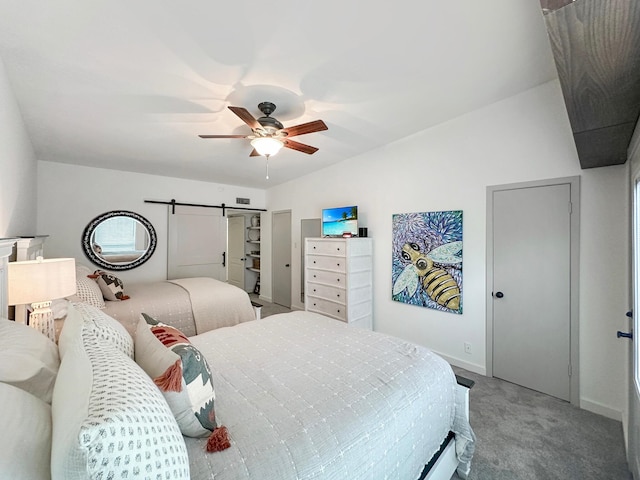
xmin=167 ymin=205 xmax=225 ymax=280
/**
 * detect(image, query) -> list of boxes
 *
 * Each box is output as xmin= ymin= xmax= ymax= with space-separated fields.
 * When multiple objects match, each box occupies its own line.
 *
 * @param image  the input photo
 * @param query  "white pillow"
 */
xmin=75 ymin=275 xmax=105 ymax=309
xmin=51 ymin=322 xmax=190 ymax=480
xmin=57 ymin=302 xmax=84 ymax=360
xmin=0 ymin=318 xmax=60 ymax=403
xmin=72 ymin=302 xmax=134 ymax=357
xmin=75 ymin=263 xmax=93 ymax=278
xmin=0 ymin=383 xmax=52 ymax=480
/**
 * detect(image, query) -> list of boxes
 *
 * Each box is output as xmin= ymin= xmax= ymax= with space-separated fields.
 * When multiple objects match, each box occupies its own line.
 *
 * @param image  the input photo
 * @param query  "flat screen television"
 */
xmin=322 ymin=205 xmax=358 ymax=237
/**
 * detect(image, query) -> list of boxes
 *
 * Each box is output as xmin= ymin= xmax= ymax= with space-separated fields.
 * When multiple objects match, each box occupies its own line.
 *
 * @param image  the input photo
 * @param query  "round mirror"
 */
xmin=82 ymin=211 xmax=157 ymax=271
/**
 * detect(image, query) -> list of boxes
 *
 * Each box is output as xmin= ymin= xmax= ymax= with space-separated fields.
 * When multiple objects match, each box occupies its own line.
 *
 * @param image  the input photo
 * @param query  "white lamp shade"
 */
xmin=251 ymin=137 xmax=284 ymax=156
xmin=8 ymin=258 xmax=76 ymax=306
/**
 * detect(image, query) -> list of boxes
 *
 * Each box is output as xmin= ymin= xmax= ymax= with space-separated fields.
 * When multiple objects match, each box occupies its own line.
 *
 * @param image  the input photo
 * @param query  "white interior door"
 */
xmin=492 ymin=183 xmax=572 ymax=401
xmin=167 ymin=205 xmax=225 ymax=280
xmin=629 ymin=177 xmax=640 ymax=478
xmin=227 ymin=215 xmax=245 ymax=290
xmin=272 ymin=210 xmax=291 ymax=308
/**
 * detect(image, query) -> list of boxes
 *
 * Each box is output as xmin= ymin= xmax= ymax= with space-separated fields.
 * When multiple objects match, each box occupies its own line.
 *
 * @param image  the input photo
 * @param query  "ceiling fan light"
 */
xmin=251 ymin=137 xmax=284 ymax=157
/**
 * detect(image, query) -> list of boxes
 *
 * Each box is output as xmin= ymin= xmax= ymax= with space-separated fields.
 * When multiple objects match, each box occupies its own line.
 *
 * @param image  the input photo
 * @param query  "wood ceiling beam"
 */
xmin=541 ymin=0 xmax=640 ymax=168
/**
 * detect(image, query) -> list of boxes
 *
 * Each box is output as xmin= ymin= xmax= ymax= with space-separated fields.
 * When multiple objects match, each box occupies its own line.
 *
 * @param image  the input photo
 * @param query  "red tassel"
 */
xmin=154 ymin=359 xmax=182 ymax=392
xmin=206 ymin=426 xmax=231 ymax=452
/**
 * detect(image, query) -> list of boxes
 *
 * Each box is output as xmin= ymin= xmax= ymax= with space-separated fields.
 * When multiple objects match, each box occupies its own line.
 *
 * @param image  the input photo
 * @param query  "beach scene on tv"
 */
xmin=322 ymin=206 xmax=358 ymax=236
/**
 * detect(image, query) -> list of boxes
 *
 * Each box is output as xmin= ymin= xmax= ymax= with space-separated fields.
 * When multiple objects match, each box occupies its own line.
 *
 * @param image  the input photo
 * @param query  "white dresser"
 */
xmin=304 ymin=237 xmax=373 ymax=329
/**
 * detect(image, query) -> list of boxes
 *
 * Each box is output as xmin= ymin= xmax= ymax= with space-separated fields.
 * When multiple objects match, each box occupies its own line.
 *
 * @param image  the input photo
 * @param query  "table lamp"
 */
xmin=8 ymin=257 xmax=76 ymax=341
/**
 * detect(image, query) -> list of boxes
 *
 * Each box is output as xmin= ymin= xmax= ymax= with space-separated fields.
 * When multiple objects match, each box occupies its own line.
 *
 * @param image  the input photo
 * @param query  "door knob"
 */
xmin=494 ymin=291 xmax=504 ymax=298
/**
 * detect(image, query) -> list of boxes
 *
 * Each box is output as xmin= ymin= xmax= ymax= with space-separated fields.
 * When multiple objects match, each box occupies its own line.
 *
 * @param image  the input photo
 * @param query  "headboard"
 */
xmin=14 ymin=236 xmax=48 ymax=262
xmin=0 ymin=238 xmax=18 ymax=319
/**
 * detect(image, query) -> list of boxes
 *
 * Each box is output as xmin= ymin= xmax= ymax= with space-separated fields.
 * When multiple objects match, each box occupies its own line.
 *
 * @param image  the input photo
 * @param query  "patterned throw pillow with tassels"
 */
xmin=134 ymin=313 xmax=230 ymax=452
xmin=92 ymin=270 xmax=129 ymax=301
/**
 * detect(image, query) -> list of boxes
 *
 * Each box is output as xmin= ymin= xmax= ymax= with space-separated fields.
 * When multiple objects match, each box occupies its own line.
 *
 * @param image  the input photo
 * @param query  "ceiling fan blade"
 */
xmin=198 ymin=134 xmax=249 ymax=139
xmin=249 ymin=148 xmax=261 ymax=157
xmin=283 ymin=139 xmax=319 ymax=155
xmin=281 ymin=120 xmax=328 ymax=138
xmin=228 ymin=106 xmax=261 ymax=130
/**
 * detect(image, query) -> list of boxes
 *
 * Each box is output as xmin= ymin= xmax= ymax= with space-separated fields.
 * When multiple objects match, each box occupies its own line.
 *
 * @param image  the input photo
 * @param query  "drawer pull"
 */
xmin=313 ymin=274 xmax=317 ymax=278
xmin=337 ymin=263 xmax=340 ymax=267
xmin=337 ymin=278 xmax=340 ymax=282
xmin=337 ymin=309 xmax=341 ymax=313
xmin=313 ymin=288 xmax=317 ymax=292
xmin=336 ymin=294 xmax=340 ymax=297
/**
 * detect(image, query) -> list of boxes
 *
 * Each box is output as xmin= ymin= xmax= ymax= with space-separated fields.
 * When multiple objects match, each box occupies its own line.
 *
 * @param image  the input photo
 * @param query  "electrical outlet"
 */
xmin=464 ymin=342 xmax=472 ymax=354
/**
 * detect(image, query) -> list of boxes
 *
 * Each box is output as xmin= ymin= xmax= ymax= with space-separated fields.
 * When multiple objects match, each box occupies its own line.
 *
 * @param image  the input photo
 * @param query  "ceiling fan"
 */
xmin=199 ymin=101 xmax=328 ymax=158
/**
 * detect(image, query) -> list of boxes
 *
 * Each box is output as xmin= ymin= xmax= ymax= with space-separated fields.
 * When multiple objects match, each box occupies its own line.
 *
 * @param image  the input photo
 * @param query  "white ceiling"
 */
xmin=0 ymin=0 xmax=559 ymax=189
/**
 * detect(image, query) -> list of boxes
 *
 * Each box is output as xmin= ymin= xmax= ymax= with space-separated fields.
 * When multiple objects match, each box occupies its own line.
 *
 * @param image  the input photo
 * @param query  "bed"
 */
xmin=184 ymin=311 xmax=475 ymax=479
xmin=100 ymin=277 xmax=257 ymax=337
xmin=0 ymin=243 xmax=474 ymax=480
xmin=73 ymin=262 xmax=257 ymax=337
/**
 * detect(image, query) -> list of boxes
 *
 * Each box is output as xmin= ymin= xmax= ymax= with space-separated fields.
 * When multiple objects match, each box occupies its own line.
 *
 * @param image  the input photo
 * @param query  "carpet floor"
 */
xmin=452 ymin=367 xmax=632 ymax=480
xmin=249 ymin=293 xmax=292 ymax=318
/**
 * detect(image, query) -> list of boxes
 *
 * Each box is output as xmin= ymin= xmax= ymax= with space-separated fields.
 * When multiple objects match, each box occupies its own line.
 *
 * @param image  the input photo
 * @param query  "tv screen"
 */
xmin=322 ymin=206 xmax=358 ymax=237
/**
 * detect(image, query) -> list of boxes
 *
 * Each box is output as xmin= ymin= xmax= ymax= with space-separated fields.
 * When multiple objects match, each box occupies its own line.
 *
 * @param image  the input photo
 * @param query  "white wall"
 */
xmin=0 ymin=57 xmax=37 ymax=237
xmin=265 ymin=79 xmax=629 ymax=419
xmin=37 ymin=161 xmax=266 ymax=284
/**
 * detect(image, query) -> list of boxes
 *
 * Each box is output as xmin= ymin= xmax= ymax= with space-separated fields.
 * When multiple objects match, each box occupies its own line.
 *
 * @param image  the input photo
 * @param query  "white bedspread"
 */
xmin=187 ymin=311 xmax=469 ymax=480
xmin=168 ymin=277 xmax=255 ymax=334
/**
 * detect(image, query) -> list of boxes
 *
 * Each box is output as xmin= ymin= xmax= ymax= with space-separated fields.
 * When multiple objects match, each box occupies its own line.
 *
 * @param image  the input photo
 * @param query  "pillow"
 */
xmin=58 ymin=302 xmax=134 ymax=358
xmin=135 ymin=313 xmax=229 ymax=451
xmin=0 ymin=318 xmax=60 ymax=403
xmin=51 ymin=323 xmax=190 ymax=480
xmin=0 ymin=383 xmax=52 ymax=480
xmin=75 ymin=263 xmax=93 ymax=278
xmin=94 ymin=271 xmax=128 ymax=301
xmin=75 ymin=275 xmax=105 ymax=309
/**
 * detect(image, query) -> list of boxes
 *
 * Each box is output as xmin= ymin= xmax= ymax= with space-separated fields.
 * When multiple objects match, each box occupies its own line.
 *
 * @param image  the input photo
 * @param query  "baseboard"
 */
xmin=259 ymin=294 xmax=272 ymax=303
xmin=434 ymin=351 xmax=486 ymax=376
xmin=580 ymin=398 xmax=622 ymax=421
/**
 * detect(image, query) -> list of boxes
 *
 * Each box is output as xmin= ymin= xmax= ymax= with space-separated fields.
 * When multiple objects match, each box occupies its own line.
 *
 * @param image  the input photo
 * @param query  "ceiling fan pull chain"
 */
xmin=265 ymin=155 xmax=270 ymax=179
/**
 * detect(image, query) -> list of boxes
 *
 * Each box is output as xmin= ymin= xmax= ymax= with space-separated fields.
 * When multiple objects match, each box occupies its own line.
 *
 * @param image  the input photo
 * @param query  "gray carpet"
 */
xmin=249 ymin=293 xmax=292 ymax=318
xmin=452 ymin=367 xmax=632 ymax=480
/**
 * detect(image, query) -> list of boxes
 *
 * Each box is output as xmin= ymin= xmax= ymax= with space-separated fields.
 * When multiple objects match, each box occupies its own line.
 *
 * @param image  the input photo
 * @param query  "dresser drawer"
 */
xmin=306 ymin=297 xmax=347 ymax=321
xmin=307 ymin=255 xmax=346 ymax=272
xmin=307 ymin=269 xmax=346 ymax=286
xmin=307 ymin=282 xmax=346 ymax=304
xmin=306 ymin=240 xmax=346 ymax=256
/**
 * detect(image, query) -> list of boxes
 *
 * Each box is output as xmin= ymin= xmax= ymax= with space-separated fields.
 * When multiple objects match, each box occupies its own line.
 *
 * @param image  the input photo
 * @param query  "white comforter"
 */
xmin=187 ymin=311 xmax=468 ymax=480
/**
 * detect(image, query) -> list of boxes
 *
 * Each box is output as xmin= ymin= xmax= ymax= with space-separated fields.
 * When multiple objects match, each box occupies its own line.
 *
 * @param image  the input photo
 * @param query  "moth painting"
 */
xmin=392 ymin=211 xmax=463 ymax=314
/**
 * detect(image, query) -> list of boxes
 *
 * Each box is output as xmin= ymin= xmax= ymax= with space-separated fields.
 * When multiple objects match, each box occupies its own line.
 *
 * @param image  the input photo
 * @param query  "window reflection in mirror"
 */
xmin=82 ymin=211 xmax=157 ymax=270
